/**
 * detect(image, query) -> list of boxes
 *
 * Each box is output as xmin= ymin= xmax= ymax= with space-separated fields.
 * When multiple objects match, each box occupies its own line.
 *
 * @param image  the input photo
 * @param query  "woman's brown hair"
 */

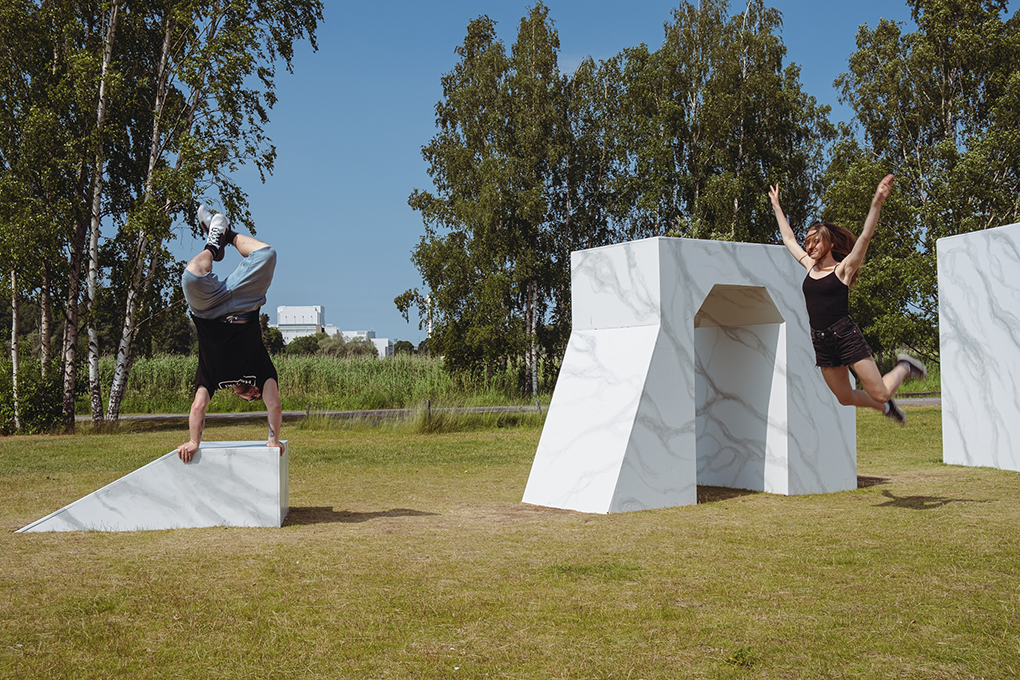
xmin=806 ymin=222 xmax=860 ymax=285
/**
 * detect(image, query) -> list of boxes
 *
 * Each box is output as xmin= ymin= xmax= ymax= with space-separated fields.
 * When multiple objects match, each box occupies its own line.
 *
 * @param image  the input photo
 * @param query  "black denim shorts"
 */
xmin=810 ymin=316 xmax=873 ymax=368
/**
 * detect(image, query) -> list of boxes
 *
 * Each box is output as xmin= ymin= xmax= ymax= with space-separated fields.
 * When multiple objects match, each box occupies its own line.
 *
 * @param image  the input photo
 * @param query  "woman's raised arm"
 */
xmin=770 ymin=184 xmax=812 ymax=269
xmin=838 ymin=174 xmax=895 ymax=282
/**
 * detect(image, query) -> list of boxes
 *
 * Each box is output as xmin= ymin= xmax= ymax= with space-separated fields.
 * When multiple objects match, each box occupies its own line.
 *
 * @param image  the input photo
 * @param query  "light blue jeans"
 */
xmin=181 ymin=246 xmax=277 ymax=319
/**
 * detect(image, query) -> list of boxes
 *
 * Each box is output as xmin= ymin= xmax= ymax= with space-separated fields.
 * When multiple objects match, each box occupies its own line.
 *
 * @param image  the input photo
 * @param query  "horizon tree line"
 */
xmin=398 ymin=0 xmax=1020 ymax=392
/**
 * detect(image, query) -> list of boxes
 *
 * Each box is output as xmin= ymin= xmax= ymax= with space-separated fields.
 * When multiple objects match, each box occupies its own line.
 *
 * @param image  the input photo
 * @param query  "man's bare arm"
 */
xmin=262 ymin=378 xmax=283 ymax=454
xmin=177 ymin=387 xmax=211 ymax=462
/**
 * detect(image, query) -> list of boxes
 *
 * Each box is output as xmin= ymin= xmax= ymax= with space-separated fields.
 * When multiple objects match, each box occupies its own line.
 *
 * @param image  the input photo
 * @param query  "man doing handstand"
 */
xmin=177 ymin=205 xmax=282 ymax=462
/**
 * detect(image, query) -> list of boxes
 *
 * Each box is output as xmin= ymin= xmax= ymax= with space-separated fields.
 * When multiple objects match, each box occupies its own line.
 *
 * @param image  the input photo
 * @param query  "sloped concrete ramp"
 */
xmin=17 ymin=441 xmax=288 ymax=532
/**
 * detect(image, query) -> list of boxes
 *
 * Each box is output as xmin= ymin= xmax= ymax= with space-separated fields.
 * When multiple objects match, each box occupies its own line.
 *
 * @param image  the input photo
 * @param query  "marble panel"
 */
xmin=18 ymin=441 xmax=289 ymax=532
xmin=523 ymin=237 xmax=856 ymax=513
xmin=695 ymin=322 xmax=780 ymax=492
xmin=938 ymin=223 xmax=1020 ymax=472
xmin=522 ymin=325 xmax=663 ymax=513
xmin=570 ymin=240 xmax=662 ymax=331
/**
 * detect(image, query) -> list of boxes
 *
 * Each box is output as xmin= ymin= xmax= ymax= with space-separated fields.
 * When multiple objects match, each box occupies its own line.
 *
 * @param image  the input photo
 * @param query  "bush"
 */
xmin=0 ymin=359 xmax=64 ymax=434
xmin=286 ymin=333 xmax=326 ymax=356
xmin=318 ymin=333 xmax=378 ymax=358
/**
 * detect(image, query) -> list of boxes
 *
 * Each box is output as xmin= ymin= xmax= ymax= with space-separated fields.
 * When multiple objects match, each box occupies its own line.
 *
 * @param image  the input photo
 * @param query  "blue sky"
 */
xmin=171 ymin=0 xmax=985 ymax=345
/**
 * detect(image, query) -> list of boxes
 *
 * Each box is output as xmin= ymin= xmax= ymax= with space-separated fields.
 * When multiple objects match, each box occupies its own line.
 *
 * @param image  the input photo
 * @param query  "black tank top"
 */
xmin=802 ymin=270 xmax=849 ymax=331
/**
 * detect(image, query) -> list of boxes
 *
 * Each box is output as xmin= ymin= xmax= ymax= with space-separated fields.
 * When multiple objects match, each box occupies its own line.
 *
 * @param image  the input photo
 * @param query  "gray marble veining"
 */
xmin=522 ymin=237 xmax=856 ymax=513
xmin=18 ymin=441 xmax=289 ymax=532
xmin=939 ymin=223 xmax=1020 ymax=472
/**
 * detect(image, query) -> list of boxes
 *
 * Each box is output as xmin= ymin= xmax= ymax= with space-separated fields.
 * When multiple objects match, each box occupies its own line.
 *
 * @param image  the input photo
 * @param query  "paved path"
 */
xmin=897 ymin=397 xmax=942 ymax=406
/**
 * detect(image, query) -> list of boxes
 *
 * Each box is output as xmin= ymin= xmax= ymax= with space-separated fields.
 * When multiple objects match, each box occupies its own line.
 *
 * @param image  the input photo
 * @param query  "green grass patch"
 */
xmin=2 ymin=406 xmax=1019 ymax=678
xmin=76 ymin=353 xmax=550 ymax=416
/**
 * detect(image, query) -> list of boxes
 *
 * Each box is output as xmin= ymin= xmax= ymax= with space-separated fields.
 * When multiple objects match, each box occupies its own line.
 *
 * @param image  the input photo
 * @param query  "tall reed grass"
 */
xmin=78 ymin=353 xmax=553 ymax=415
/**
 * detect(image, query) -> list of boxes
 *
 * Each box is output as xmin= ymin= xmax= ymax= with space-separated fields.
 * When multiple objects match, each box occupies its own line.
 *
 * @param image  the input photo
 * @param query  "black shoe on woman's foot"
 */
xmin=885 ymin=398 xmax=907 ymax=426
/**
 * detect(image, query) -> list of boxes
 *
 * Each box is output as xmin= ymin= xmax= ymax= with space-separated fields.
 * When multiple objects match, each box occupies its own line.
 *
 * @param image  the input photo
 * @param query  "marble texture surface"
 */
xmin=938 ymin=223 xmax=1020 ymax=472
xmin=18 ymin=441 xmax=289 ymax=532
xmin=522 ymin=237 xmax=856 ymax=513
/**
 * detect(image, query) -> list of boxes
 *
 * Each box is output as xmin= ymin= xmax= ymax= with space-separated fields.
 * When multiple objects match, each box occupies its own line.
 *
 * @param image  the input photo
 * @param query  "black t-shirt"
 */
xmin=193 ymin=314 xmax=278 ymax=396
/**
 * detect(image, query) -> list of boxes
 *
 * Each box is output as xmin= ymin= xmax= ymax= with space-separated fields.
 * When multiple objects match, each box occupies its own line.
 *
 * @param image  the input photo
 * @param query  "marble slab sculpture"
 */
xmin=17 ymin=441 xmax=289 ymax=532
xmin=522 ymin=237 xmax=856 ymax=513
xmin=938 ymin=222 xmax=1020 ymax=472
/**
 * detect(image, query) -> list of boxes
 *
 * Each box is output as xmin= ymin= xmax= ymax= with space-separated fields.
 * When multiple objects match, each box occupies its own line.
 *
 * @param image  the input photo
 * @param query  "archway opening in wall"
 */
xmin=693 ymin=284 xmax=785 ymax=493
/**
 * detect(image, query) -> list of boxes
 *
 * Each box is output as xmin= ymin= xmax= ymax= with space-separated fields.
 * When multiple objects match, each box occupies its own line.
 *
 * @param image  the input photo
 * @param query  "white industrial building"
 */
xmin=272 ymin=306 xmax=393 ymax=358
xmin=275 ymin=305 xmax=324 ymax=343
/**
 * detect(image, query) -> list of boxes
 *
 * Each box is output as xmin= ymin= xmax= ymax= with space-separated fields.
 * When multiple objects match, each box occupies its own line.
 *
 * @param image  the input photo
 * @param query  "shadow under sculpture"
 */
xmin=522 ymin=237 xmax=856 ymax=513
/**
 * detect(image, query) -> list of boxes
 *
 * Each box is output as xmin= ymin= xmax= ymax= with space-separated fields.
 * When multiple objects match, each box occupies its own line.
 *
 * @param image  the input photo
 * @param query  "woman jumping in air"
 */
xmin=769 ymin=174 xmax=926 ymax=425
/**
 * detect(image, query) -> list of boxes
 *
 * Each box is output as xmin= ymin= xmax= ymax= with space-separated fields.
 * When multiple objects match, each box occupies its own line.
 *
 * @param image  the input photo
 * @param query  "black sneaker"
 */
xmin=897 ymin=353 xmax=927 ymax=381
xmin=885 ymin=398 xmax=906 ymax=426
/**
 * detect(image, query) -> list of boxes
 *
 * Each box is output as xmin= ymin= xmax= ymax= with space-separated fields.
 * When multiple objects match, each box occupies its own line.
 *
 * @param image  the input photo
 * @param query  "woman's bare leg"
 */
xmin=820 ymin=363 xmax=892 ymax=413
xmin=853 ymin=357 xmax=909 ymax=405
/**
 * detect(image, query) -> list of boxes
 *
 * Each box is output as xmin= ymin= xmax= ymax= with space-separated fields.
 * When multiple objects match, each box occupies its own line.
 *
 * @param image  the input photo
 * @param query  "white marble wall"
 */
xmin=522 ymin=237 xmax=856 ymax=513
xmin=18 ymin=441 xmax=289 ymax=532
xmin=938 ymin=223 xmax=1020 ymax=472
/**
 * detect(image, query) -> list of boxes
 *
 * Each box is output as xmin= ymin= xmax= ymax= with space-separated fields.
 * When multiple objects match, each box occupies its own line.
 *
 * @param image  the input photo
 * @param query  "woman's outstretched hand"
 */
xmin=873 ymin=174 xmax=895 ymax=206
xmin=768 ymin=183 xmax=781 ymax=210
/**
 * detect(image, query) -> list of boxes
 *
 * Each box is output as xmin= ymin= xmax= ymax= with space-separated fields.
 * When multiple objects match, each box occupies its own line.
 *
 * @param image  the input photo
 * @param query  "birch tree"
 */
xmin=506 ymin=3 xmax=567 ymax=395
xmin=84 ymin=0 xmax=120 ymax=422
xmin=99 ymin=0 xmax=323 ymax=421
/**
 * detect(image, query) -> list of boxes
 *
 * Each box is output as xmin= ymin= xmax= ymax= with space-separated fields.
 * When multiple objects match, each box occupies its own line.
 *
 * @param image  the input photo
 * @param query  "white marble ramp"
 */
xmin=938 ymin=222 xmax=1020 ymax=472
xmin=523 ymin=237 xmax=856 ymax=513
xmin=17 ymin=441 xmax=289 ymax=532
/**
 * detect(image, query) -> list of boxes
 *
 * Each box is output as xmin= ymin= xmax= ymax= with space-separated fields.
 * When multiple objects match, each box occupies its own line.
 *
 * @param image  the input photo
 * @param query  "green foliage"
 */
xmin=264 ymin=326 xmax=285 ymax=354
xmin=829 ymin=0 xmax=1020 ymax=359
xmin=393 ymin=340 xmax=415 ymax=355
xmin=0 ymin=0 xmax=324 ymax=425
xmin=271 ymin=353 xmax=553 ymax=412
xmin=610 ymin=0 xmax=833 ymax=242
xmin=260 ymin=313 xmax=285 ymax=355
xmin=100 ymin=242 xmax=195 ymax=358
xmin=285 ymin=332 xmax=379 ymax=359
xmin=285 ymin=332 xmax=326 ymax=356
xmin=401 ymin=6 xmax=564 ymax=382
xmin=402 ymin=1 xmax=833 ymax=378
xmin=725 ymin=646 xmax=759 ymax=668
xmin=0 ymin=359 xmax=63 ymax=434
xmin=317 ymin=332 xmax=378 ymax=358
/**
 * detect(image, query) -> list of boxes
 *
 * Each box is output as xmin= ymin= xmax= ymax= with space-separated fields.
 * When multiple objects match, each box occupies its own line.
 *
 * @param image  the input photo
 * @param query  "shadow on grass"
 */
xmin=857 ymin=475 xmax=890 ymax=488
xmin=874 ymin=490 xmax=992 ymax=510
xmin=697 ymin=486 xmax=757 ymax=504
xmin=284 ymin=507 xmax=439 ymax=526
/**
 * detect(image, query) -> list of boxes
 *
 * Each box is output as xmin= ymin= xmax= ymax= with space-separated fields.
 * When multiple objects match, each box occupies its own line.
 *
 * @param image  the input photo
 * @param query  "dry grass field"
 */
xmin=2 ymin=406 xmax=1018 ymax=679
